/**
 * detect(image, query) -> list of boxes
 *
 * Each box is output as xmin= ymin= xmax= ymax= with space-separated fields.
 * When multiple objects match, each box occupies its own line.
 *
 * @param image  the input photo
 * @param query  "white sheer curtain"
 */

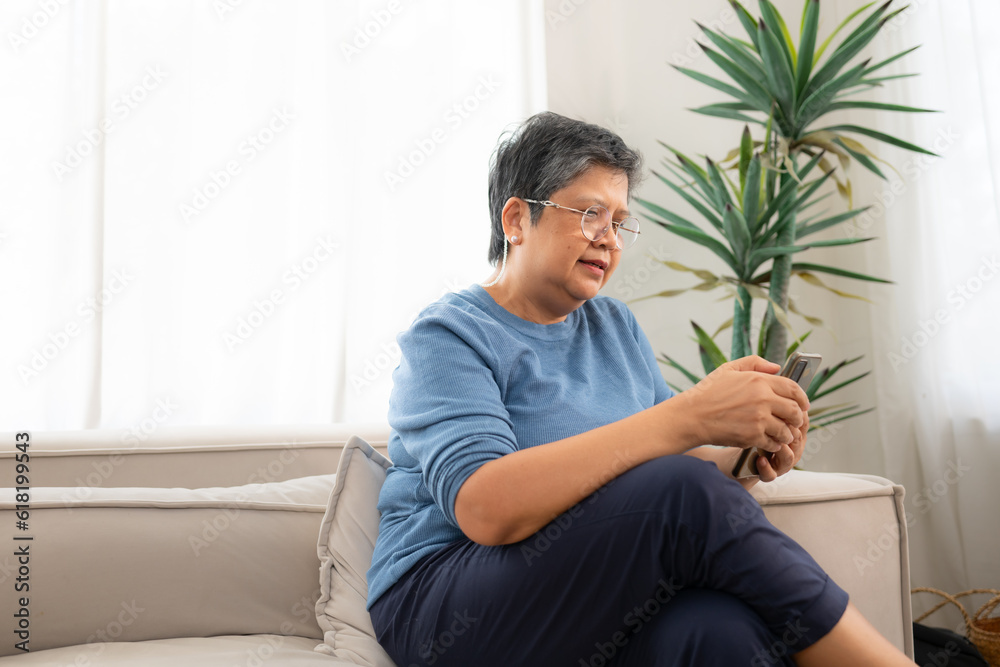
xmin=1 ymin=0 xmax=545 ymax=430
xmin=846 ymin=0 xmax=1000 ymax=617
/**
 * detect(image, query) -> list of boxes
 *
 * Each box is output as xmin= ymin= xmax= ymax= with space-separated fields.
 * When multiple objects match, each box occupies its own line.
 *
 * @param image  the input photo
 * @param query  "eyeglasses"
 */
xmin=523 ymin=198 xmax=641 ymax=250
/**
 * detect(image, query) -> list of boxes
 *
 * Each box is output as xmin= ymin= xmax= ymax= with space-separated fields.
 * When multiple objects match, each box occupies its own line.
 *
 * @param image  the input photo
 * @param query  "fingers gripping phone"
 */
xmin=731 ymin=352 xmax=822 ymax=479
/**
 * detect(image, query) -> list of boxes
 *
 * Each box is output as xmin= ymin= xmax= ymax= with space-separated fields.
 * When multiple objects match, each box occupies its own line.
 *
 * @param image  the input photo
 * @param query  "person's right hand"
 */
xmin=676 ymin=355 xmax=809 ymax=453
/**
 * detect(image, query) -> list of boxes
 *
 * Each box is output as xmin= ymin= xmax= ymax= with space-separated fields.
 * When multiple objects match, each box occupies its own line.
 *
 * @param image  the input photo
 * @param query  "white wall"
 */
xmin=543 ymin=0 xmax=888 ymax=477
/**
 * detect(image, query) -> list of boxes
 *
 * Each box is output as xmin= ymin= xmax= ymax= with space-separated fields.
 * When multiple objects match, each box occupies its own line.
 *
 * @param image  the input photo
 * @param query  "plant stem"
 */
xmin=763 ymin=165 xmax=797 ymax=363
xmin=732 ymin=284 xmax=752 ymax=359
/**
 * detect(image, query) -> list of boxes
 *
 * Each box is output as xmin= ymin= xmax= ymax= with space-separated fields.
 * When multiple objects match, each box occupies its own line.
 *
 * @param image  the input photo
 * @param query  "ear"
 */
xmin=500 ymin=197 xmax=530 ymax=240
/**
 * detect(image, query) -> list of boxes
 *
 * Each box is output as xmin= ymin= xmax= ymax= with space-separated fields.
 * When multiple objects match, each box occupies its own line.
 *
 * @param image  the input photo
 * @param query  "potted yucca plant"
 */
xmin=637 ymin=0 xmax=937 ymax=428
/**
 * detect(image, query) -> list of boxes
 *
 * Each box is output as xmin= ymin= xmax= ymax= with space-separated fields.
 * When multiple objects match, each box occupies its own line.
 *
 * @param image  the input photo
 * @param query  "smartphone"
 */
xmin=731 ymin=352 xmax=822 ymax=479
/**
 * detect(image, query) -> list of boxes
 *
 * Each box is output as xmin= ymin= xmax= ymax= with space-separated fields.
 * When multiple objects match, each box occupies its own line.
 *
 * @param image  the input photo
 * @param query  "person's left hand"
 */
xmin=755 ymin=409 xmax=808 ymax=482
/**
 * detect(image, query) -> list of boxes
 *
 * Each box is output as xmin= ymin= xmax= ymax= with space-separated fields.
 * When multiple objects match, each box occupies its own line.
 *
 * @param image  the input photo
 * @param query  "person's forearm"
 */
xmin=683 ymin=445 xmax=759 ymax=491
xmin=454 ymin=392 xmax=704 ymax=546
xmin=455 ymin=355 xmax=807 ymax=545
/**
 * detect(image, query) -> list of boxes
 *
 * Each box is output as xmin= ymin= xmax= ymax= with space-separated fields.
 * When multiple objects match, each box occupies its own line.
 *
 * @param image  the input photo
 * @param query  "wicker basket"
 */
xmin=912 ymin=587 xmax=1000 ymax=667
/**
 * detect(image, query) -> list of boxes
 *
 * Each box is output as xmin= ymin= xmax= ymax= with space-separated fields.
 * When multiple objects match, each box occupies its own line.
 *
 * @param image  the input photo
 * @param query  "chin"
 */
xmin=567 ymin=283 xmax=604 ymax=303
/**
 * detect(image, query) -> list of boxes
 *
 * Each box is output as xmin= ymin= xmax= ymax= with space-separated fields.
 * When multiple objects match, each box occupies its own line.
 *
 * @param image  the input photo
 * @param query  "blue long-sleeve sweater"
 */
xmin=366 ymin=284 xmax=674 ymax=607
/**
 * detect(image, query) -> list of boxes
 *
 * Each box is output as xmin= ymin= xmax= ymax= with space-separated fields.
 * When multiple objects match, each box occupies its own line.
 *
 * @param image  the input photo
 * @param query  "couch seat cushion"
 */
xmin=0 ymin=635 xmax=359 ymax=666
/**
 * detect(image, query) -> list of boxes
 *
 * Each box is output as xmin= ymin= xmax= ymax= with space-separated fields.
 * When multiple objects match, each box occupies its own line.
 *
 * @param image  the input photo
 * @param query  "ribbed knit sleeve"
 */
xmin=388 ymin=309 xmax=518 ymax=528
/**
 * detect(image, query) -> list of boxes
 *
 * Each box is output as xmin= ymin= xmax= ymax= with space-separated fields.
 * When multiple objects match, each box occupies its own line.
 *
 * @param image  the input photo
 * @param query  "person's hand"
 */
xmin=755 ymin=408 xmax=808 ymax=482
xmin=678 ymin=355 xmax=809 ymax=455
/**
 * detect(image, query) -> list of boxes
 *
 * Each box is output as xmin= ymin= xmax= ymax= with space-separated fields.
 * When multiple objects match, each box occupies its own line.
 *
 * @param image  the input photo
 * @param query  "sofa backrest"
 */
xmin=0 ymin=424 xmax=391 ymax=489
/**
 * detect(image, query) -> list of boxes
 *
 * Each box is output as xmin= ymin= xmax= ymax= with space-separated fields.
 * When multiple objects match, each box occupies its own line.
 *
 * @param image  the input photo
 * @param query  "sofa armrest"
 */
xmin=0 ymin=475 xmax=337 ymax=656
xmin=751 ymin=470 xmax=913 ymax=658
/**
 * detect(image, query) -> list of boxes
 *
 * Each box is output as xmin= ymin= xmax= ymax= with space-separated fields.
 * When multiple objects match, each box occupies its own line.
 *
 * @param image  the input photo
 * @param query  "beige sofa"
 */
xmin=0 ymin=426 xmax=914 ymax=664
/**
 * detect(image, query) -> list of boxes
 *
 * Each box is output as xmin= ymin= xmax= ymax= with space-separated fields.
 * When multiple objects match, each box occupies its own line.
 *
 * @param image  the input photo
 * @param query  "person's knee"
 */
xmin=616 ymin=454 xmax=765 ymax=531
xmin=632 ymin=453 xmax=719 ymax=487
xmin=623 ymin=454 xmax=725 ymax=505
xmin=662 ymin=590 xmax=792 ymax=665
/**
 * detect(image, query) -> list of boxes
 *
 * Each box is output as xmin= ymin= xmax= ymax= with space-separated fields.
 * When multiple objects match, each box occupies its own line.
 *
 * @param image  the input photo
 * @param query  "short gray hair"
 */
xmin=486 ymin=112 xmax=643 ymax=264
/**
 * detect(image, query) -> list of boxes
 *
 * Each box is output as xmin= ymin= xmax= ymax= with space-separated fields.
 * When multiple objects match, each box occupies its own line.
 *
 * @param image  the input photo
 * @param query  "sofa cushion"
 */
xmin=0 ymin=634 xmax=358 ymax=666
xmin=315 ymin=436 xmax=395 ymax=666
xmin=0 ymin=475 xmax=336 ymax=657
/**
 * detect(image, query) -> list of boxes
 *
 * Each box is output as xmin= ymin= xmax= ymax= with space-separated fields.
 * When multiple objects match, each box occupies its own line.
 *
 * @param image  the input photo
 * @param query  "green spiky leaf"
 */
xmin=692 ymin=321 xmax=729 ymax=373
xmin=739 ymin=125 xmax=753 ymax=193
xmin=796 ymin=207 xmax=871 ymax=238
xmin=699 ymin=42 xmax=775 ymax=111
xmin=795 ymin=0 xmax=820 ymax=97
xmin=757 ymin=18 xmax=796 ymax=119
xmin=658 ymin=354 xmax=703 ymax=386
xmin=812 ymin=370 xmax=871 ymax=401
xmin=723 ymin=203 xmax=752 ymax=265
xmin=672 ymin=66 xmax=757 ymax=107
xmin=790 ymin=262 xmax=892 ymax=284
xmin=813 ymin=2 xmax=878 ymax=64
xmin=730 ymin=0 xmax=762 ymax=50
xmin=651 ymin=169 xmax=724 ymax=232
xmin=743 ymin=154 xmax=763 ymax=232
xmin=697 ymin=21 xmax=767 ymax=81
xmin=690 ymin=104 xmax=765 ymax=125
xmin=706 ymin=158 xmax=735 ymax=211
xmin=656 ymin=222 xmax=741 ymax=274
xmin=814 ymin=124 xmax=939 ymax=156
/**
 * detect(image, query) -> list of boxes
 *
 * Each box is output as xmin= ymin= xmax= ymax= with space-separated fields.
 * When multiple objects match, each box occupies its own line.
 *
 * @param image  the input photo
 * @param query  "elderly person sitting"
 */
xmin=366 ymin=111 xmax=914 ymax=667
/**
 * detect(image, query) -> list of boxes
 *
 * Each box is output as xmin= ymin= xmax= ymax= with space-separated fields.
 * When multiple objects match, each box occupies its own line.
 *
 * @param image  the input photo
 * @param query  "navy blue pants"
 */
xmin=369 ymin=455 xmax=849 ymax=666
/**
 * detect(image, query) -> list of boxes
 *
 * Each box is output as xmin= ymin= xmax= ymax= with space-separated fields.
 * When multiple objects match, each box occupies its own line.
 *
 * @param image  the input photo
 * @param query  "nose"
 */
xmin=592 ymin=227 xmax=620 ymax=251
